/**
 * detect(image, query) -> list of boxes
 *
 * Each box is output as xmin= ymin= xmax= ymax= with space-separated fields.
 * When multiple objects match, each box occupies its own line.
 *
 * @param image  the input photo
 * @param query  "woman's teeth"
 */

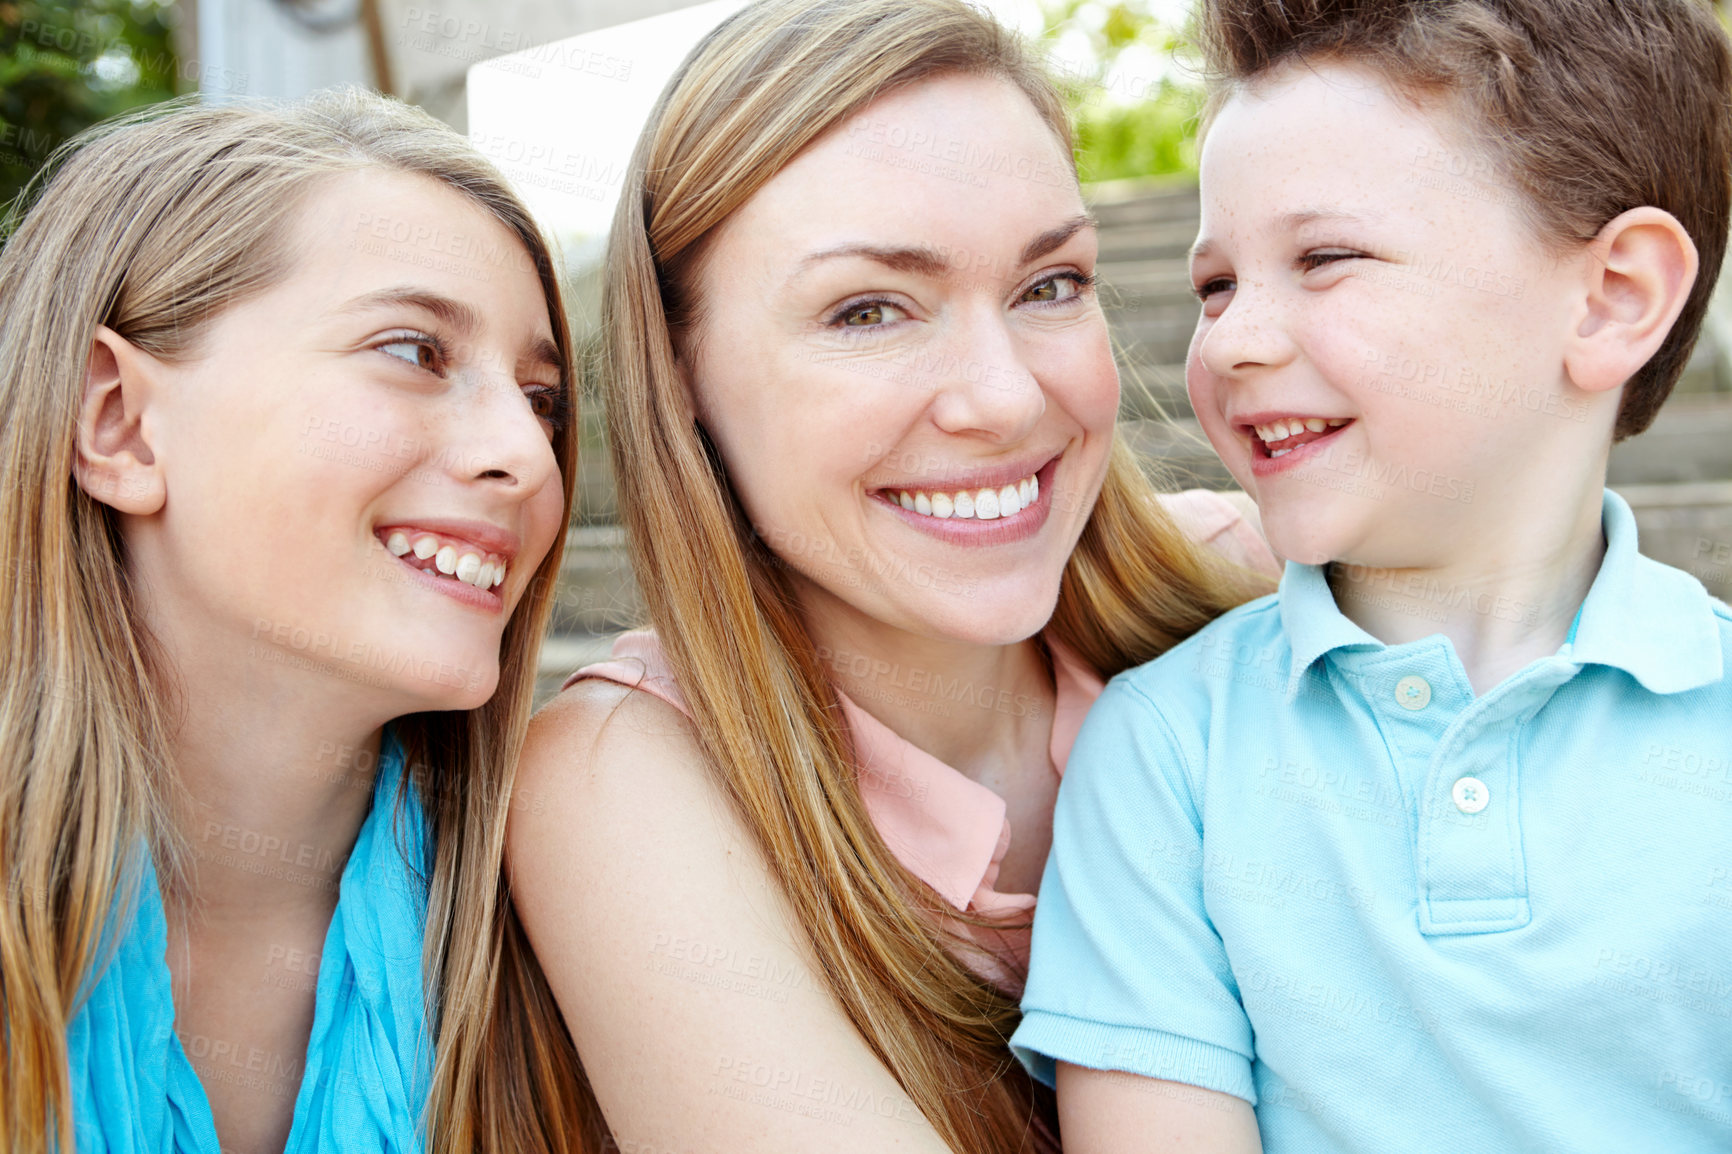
xmin=891 ymin=474 xmax=1038 ymax=521
xmin=384 ymin=530 xmax=507 ymax=590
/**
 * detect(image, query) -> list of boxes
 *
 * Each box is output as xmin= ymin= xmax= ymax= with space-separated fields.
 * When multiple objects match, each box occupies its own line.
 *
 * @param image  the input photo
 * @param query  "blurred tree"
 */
xmin=0 ymin=0 xmax=180 ymax=217
xmin=1040 ymin=0 xmax=1204 ymax=183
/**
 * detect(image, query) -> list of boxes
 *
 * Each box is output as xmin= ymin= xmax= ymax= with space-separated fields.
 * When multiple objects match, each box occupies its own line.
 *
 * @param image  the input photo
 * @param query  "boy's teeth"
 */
xmin=1253 ymin=417 xmax=1351 ymax=444
xmin=887 ymin=473 xmax=1040 ymax=520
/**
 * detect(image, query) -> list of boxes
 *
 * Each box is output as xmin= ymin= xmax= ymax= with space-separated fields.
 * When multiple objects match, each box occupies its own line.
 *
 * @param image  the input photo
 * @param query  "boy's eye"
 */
xmin=1298 ymin=250 xmax=1360 ymax=272
xmin=378 ymin=337 xmax=441 ymax=372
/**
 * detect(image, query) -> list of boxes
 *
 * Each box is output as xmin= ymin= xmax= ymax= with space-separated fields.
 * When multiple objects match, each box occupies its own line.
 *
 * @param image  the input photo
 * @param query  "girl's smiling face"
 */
xmin=683 ymin=72 xmax=1119 ymax=647
xmin=122 ymin=168 xmax=569 ymax=711
xmin=1186 ymin=62 xmax=1607 ymax=568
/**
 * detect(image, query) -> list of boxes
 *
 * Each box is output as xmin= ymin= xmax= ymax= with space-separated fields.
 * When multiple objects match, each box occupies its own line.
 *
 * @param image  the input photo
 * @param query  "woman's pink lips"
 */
xmin=871 ymin=457 xmax=1059 ymax=546
xmin=385 ymin=547 xmax=505 ymax=614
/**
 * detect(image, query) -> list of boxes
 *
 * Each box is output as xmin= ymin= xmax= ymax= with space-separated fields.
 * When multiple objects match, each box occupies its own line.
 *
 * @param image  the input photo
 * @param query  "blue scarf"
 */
xmin=66 ymin=729 xmax=432 ymax=1153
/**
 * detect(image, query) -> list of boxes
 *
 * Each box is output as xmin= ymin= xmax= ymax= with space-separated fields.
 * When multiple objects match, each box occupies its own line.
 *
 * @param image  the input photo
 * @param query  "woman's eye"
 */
xmin=1020 ymin=272 xmax=1092 ymax=304
xmin=835 ymin=301 xmax=903 ymax=328
xmin=378 ymin=338 xmax=440 ymax=372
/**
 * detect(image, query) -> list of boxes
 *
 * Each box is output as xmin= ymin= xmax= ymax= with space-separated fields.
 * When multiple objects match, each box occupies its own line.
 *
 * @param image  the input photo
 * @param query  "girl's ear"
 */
xmin=75 ymin=325 xmax=167 ymax=514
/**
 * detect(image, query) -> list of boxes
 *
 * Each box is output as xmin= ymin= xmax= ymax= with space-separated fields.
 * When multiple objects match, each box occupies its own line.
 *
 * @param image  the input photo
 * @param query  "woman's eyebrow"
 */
xmin=787 ymin=212 xmax=1098 ymax=287
xmin=1020 ymin=213 xmax=1095 ymax=263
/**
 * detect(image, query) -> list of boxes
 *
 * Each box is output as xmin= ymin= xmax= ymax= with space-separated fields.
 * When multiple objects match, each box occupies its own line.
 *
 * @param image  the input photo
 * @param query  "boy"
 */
xmin=1010 ymin=1 xmax=1732 ymax=1150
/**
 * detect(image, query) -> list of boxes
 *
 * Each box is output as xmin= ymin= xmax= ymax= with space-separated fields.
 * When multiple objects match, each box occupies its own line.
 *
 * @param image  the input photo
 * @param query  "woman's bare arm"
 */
xmin=509 ymin=680 xmax=955 ymax=1153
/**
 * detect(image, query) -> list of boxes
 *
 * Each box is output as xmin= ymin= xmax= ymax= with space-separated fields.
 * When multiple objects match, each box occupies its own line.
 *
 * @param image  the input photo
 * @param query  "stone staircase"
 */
xmin=537 ymin=180 xmax=1732 ymax=702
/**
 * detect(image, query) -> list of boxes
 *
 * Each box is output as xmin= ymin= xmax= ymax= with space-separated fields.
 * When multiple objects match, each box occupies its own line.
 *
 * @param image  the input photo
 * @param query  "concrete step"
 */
xmin=1608 ymin=394 xmax=1732 ymax=485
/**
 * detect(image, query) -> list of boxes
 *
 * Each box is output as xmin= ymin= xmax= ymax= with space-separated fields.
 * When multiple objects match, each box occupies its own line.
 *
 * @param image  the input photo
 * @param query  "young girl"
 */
xmin=484 ymin=2 xmax=1279 ymax=1152
xmin=0 ymin=89 xmax=576 ymax=1153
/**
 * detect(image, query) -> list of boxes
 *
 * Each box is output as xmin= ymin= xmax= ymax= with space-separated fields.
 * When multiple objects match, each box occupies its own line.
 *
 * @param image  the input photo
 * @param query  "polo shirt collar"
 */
xmin=1280 ymin=561 xmax=1383 ymax=699
xmin=1279 ymin=488 xmax=1723 ymax=700
xmin=1564 ymin=489 xmax=1723 ymax=693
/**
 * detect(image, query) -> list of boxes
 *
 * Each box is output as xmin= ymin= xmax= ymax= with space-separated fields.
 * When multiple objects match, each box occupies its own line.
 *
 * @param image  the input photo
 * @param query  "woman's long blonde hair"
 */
xmin=0 ymin=89 xmax=577 ymax=1152
xmin=464 ymin=1 xmax=1271 ymax=1150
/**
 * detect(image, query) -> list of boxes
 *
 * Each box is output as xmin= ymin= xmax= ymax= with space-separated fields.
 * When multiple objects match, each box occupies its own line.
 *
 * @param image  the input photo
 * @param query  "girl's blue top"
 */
xmin=66 ymin=728 xmax=433 ymax=1153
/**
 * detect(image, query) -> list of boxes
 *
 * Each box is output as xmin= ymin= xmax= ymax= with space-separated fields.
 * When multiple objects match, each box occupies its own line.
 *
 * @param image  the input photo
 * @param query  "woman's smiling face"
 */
xmin=129 ymin=168 xmax=569 ymax=712
xmin=684 ymin=72 xmax=1119 ymax=646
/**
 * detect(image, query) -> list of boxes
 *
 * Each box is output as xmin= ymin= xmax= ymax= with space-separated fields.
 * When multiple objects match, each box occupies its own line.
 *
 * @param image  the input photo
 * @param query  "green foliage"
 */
xmin=1072 ymin=82 xmax=1201 ymax=183
xmin=1040 ymin=0 xmax=1203 ymax=183
xmin=0 ymin=0 xmax=180 ymax=215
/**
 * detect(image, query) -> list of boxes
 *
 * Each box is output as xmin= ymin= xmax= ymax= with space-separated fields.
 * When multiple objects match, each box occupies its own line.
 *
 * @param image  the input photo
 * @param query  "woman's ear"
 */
xmin=671 ymin=349 xmax=699 ymax=424
xmin=75 ymin=325 xmax=167 ymax=514
xmin=1563 ymin=206 xmax=1698 ymax=396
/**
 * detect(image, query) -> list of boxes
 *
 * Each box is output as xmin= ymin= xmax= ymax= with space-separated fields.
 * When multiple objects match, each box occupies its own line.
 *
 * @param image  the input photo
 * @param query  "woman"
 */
xmin=502 ymin=2 xmax=1278 ymax=1151
xmin=0 ymin=90 xmax=576 ymax=1152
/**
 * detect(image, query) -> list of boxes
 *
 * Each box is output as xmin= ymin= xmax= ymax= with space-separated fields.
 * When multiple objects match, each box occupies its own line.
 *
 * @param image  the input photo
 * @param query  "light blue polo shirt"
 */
xmin=1012 ymin=490 xmax=1732 ymax=1152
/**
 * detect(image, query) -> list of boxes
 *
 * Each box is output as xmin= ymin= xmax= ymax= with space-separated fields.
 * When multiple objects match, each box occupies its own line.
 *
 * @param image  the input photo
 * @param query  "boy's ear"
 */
xmin=75 ymin=325 xmax=168 ymax=514
xmin=1564 ymin=207 xmax=1698 ymax=395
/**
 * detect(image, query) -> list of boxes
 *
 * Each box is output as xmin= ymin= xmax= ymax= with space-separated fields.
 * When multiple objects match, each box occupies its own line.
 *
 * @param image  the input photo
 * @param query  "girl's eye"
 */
xmin=523 ymin=384 xmax=574 ymax=435
xmin=1193 ymin=277 xmax=1235 ymax=302
xmin=1020 ymin=272 xmax=1094 ymax=304
xmin=378 ymin=337 xmax=442 ymax=372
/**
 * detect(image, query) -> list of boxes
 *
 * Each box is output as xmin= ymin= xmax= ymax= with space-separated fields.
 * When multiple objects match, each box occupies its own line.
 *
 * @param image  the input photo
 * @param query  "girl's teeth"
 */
xmin=887 ymin=474 xmax=1041 ymax=521
xmin=384 ymin=529 xmax=508 ymax=590
xmin=1303 ymin=417 xmax=1326 ymax=433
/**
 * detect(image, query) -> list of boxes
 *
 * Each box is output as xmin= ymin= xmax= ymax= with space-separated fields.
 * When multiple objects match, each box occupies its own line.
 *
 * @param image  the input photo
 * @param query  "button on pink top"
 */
xmin=563 ymin=489 xmax=1278 ymax=995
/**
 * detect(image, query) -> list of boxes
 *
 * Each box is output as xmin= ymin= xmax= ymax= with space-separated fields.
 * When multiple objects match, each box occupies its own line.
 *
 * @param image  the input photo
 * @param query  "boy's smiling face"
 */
xmin=1186 ymin=61 xmax=1612 ymax=568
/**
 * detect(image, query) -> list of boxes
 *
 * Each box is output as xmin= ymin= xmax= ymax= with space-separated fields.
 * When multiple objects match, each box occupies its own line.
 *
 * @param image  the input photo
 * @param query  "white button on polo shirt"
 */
xmin=1395 ymin=674 xmax=1431 ymax=710
xmin=1451 ymin=775 xmax=1490 ymax=814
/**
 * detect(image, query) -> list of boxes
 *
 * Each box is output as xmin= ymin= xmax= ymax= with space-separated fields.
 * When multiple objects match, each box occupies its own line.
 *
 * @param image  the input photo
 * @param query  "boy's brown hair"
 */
xmin=1198 ymin=0 xmax=1732 ymax=440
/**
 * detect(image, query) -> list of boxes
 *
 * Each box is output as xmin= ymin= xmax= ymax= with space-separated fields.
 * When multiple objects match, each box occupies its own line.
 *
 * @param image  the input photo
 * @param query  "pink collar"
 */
xmin=567 ymin=630 xmax=1105 ymax=913
xmin=841 ymin=637 xmax=1103 ymax=910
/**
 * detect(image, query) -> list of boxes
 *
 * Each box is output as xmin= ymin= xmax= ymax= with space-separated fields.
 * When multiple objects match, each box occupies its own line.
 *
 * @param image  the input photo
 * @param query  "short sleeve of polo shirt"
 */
xmin=1009 ymin=675 xmax=1256 ymax=1103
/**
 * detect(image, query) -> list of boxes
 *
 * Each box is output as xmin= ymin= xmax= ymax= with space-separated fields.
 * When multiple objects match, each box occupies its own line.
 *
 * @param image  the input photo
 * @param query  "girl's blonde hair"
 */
xmin=466 ymin=1 xmax=1271 ymax=1150
xmin=0 ymin=88 xmax=577 ymax=1151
